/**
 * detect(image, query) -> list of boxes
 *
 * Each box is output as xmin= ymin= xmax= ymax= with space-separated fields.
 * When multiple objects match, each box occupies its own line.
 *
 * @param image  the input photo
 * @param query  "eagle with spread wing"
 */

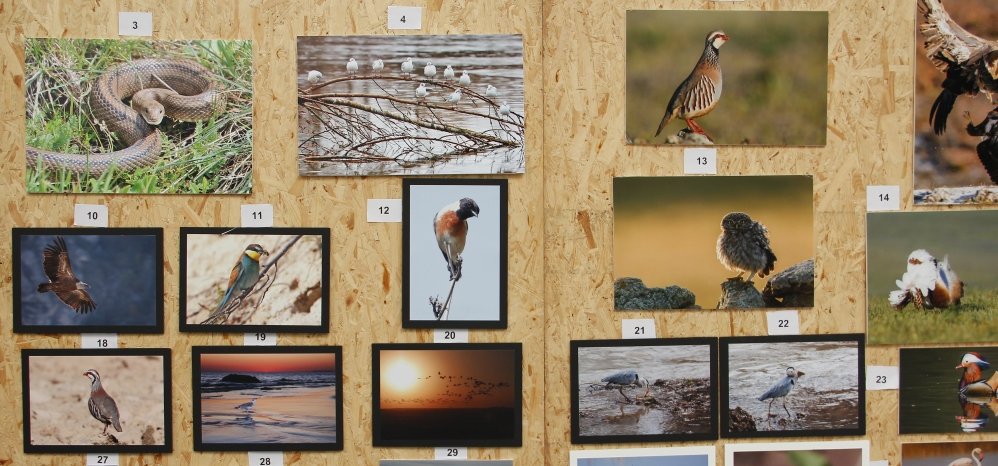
xmin=37 ymin=236 xmax=96 ymax=313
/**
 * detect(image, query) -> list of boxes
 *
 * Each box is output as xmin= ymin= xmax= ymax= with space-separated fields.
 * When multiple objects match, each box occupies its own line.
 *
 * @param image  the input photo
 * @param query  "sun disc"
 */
xmin=386 ymin=359 xmax=418 ymax=391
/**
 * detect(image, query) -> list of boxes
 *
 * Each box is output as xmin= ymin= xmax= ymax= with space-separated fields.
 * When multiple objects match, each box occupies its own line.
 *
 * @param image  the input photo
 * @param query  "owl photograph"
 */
xmin=613 ymin=175 xmax=814 ymax=311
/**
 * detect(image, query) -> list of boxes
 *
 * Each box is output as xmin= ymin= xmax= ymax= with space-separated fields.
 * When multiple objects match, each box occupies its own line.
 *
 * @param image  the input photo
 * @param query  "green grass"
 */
xmin=24 ymin=38 xmax=253 ymax=194
xmin=868 ymin=288 xmax=998 ymax=344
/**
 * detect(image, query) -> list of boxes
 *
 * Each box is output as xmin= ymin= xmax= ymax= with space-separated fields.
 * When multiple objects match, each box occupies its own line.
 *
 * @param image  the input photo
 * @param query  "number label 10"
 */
xmin=74 ymin=204 xmax=109 ymax=227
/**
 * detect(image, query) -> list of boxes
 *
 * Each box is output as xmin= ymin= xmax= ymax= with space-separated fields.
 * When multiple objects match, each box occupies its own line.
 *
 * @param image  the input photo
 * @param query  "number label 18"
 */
xmin=81 ymin=333 xmax=118 ymax=349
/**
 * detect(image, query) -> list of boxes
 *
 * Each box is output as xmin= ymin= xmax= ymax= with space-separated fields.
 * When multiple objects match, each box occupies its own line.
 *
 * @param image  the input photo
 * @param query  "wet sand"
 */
xmin=201 ymin=386 xmax=336 ymax=444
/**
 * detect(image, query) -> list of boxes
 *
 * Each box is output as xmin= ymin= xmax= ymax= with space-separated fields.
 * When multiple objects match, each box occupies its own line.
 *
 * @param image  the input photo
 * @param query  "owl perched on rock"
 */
xmin=716 ymin=212 xmax=777 ymax=284
xmin=888 ymin=249 xmax=964 ymax=310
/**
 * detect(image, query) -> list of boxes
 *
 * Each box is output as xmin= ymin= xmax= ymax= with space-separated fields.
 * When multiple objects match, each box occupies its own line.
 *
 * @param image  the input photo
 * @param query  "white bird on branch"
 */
xmin=416 ymin=83 xmax=428 ymax=99
xmin=486 ymin=84 xmax=499 ymax=98
xmin=346 ymin=58 xmax=358 ymax=75
xmin=401 ymin=57 xmax=414 ymax=76
xmin=307 ymin=70 xmax=322 ymax=84
xmin=499 ymin=102 xmax=511 ymax=116
xmin=444 ymin=65 xmax=455 ymax=81
xmin=446 ymin=89 xmax=463 ymax=107
xmin=372 ymin=59 xmax=384 ymax=74
xmin=424 ymin=61 xmax=437 ymax=79
xmin=459 ymin=72 xmax=471 ymax=86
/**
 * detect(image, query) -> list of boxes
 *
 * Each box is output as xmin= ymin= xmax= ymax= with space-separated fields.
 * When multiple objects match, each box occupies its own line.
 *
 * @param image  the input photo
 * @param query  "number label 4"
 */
xmin=387 ymin=6 xmax=423 ymax=30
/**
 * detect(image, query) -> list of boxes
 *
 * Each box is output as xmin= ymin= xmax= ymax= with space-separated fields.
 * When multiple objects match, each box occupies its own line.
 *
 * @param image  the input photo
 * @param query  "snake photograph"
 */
xmin=24 ymin=38 xmax=253 ymax=194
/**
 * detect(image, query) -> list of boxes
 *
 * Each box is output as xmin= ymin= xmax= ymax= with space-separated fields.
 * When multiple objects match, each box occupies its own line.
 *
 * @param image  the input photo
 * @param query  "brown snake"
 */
xmin=26 ymin=58 xmax=225 ymax=175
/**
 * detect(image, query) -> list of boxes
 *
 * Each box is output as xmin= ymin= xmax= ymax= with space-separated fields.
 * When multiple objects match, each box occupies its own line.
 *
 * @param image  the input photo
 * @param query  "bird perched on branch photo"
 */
xmin=433 ymin=198 xmax=480 ymax=282
xmin=214 ymin=243 xmax=269 ymax=315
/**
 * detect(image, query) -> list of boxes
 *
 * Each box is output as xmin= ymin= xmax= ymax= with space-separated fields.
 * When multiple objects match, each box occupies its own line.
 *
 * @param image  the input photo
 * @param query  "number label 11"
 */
xmin=621 ymin=319 xmax=656 ymax=339
xmin=87 ymin=453 xmax=120 ymax=465
xmin=248 ymin=452 xmax=283 ymax=466
xmin=241 ymin=204 xmax=274 ymax=227
xmin=434 ymin=447 xmax=468 ymax=459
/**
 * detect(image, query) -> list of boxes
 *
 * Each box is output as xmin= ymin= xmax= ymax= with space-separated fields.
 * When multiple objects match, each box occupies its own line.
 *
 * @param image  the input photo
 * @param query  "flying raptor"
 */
xmin=37 ymin=236 xmax=96 ymax=313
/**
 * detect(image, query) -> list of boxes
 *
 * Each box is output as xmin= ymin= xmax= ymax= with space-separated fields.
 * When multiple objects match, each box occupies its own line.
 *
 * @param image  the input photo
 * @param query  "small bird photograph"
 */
xmin=914 ymin=0 xmax=998 ymax=205
xmin=867 ymin=211 xmax=998 ymax=345
xmin=21 ymin=348 xmax=171 ymax=453
xmin=726 ymin=441 xmax=868 ymax=466
xmin=571 ymin=446 xmax=714 ymax=466
xmin=721 ymin=335 xmax=864 ymax=439
xmin=903 ymin=441 xmax=997 ymax=466
xmin=381 ymin=462 xmax=513 ymax=466
xmin=13 ymin=229 xmax=163 ymax=333
xmin=626 ymin=10 xmax=828 ymax=146
xmin=403 ymin=179 xmax=507 ymax=329
xmin=900 ymin=347 xmax=998 ymax=435
xmin=180 ymin=227 xmax=330 ymax=332
xmin=570 ymin=338 xmax=716 ymax=444
xmin=297 ymin=34 xmax=526 ymax=176
xmin=193 ymin=346 xmax=342 ymax=451
xmin=613 ymin=176 xmax=814 ymax=311
xmin=372 ymin=343 xmax=521 ymax=447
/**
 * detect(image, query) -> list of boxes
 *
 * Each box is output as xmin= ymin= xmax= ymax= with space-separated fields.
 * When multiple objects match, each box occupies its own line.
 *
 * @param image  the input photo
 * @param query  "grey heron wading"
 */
xmin=601 ymin=370 xmax=650 ymax=402
xmin=758 ymin=366 xmax=804 ymax=417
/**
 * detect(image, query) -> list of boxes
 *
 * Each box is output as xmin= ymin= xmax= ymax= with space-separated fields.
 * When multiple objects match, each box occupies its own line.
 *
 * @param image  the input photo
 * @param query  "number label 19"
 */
xmin=621 ymin=319 xmax=656 ymax=339
xmin=434 ymin=447 xmax=468 ymax=459
xmin=244 ymin=333 xmax=278 ymax=346
xmin=367 ymin=199 xmax=402 ymax=223
xmin=866 ymin=185 xmax=900 ymax=212
xmin=248 ymin=452 xmax=283 ymax=466
xmin=866 ymin=366 xmax=899 ymax=390
xmin=118 ymin=12 xmax=153 ymax=36
xmin=387 ymin=6 xmax=423 ymax=30
xmin=433 ymin=329 xmax=469 ymax=343
xmin=87 ymin=453 xmax=119 ymax=465
xmin=74 ymin=204 xmax=109 ymax=227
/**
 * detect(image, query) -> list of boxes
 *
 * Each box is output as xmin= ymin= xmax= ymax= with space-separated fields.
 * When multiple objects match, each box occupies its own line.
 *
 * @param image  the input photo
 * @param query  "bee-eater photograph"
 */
xmin=180 ymin=227 xmax=330 ymax=332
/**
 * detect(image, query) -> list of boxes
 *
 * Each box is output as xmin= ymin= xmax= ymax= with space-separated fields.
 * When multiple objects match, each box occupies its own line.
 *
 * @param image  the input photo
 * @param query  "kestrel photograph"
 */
xmin=13 ymin=228 xmax=164 ymax=333
xmin=903 ymin=441 xmax=998 ymax=466
xmin=725 ymin=440 xmax=869 ymax=466
xmin=900 ymin=347 xmax=998 ymax=435
xmin=180 ymin=227 xmax=330 ymax=333
xmin=914 ymin=0 xmax=998 ymax=205
xmin=372 ymin=343 xmax=522 ymax=447
xmin=571 ymin=338 xmax=717 ymax=444
xmin=613 ymin=176 xmax=814 ymax=311
xmin=867 ymin=211 xmax=998 ymax=345
xmin=403 ymin=179 xmax=508 ymax=329
xmin=192 ymin=346 xmax=343 ymax=451
xmin=24 ymin=38 xmax=253 ymax=194
xmin=626 ymin=10 xmax=828 ymax=146
xmin=21 ymin=348 xmax=172 ymax=453
xmin=570 ymin=446 xmax=715 ymax=466
xmin=297 ymin=34 xmax=525 ymax=176
xmin=721 ymin=335 xmax=865 ymax=439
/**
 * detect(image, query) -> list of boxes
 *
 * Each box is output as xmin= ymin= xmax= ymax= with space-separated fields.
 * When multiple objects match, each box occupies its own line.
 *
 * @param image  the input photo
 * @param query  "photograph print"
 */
xmin=192 ymin=346 xmax=343 ymax=451
xmin=903 ymin=441 xmax=998 ymax=466
xmin=867 ymin=211 xmax=998 ymax=345
xmin=571 ymin=338 xmax=717 ymax=444
xmin=298 ymin=34 xmax=525 ymax=176
xmin=570 ymin=446 xmax=715 ymax=466
xmin=13 ymin=228 xmax=164 ymax=333
xmin=914 ymin=0 xmax=998 ymax=205
xmin=403 ymin=179 xmax=507 ymax=328
xmin=721 ymin=334 xmax=865 ymax=439
xmin=725 ymin=440 xmax=869 ymax=466
xmin=614 ymin=176 xmax=814 ymax=311
xmin=900 ymin=347 xmax=998 ymax=435
xmin=21 ymin=348 xmax=172 ymax=453
xmin=24 ymin=38 xmax=253 ymax=194
xmin=381 ymin=462 xmax=513 ymax=466
xmin=372 ymin=343 xmax=522 ymax=447
xmin=180 ymin=227 xmax=330 ymax=332
xmin=626 ymin=10 xmax=828 ymax=146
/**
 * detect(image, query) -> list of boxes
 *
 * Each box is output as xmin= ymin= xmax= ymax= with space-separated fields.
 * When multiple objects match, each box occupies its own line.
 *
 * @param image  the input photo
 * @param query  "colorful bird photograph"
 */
xmin=13 ymin=229 xmax=162 ymax=332
xmin=613 ymin=176 xmax=813 ymax=311
xmin=181 ymin=228 xmax=329 ymax=331
xmin=403 ymin=180 xmax=507 ymax=328
xmin=297 ymin=35 xmax=526 ymax=176
xmin=903 ymin=441 xmax=997 ymax=466
xmin=867 ymin=211 xmax=998 ymax=345
xmin=22 ymin=349 xmax=170 ymax=453
xmin=900 ymin=347 xmax=998 ymax=435
xmin=571 ymin=446 xmax=713 ymax=466
xmin=727 ymin=441 xmax=868 ymax=466
xmin=626 ymin=10 xmax=828 ymax=145
xmin=571 ymin=338 xmax=716 ymax=443
xmin=373 ymin=343 xmax=521 ymax=447
xmin=721 ymin=335 xmax=864 ymax=438
xmin=914 ymin=0 xmax=998 ymax=205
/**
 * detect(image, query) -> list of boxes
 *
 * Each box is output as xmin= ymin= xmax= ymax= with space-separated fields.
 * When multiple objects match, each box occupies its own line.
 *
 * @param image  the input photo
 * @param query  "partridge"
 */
xmin=84 ymin=369 xmax=122 ymax=435
xmin=655 ymin=30 xmax=729 ymax=141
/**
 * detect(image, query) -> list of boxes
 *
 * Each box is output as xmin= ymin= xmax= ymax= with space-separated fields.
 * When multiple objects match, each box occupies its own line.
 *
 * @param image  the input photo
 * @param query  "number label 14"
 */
xmin=867 ymin=185 xmax=900 ymax=212
xmin=87 ymin=453 xmax=119 ymax=465
xmin=248 ymin=452 xmax=283 ymax=466
xmin=434 ymin=447 xmax=468 ymax=459
xmin=621 ymin=319 xmax=656 ymax=339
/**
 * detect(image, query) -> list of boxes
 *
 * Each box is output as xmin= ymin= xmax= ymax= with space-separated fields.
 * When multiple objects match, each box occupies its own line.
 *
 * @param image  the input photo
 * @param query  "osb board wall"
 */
xmin=0 ymin=0 xmax=543 ymax=465
xmin=543 ymin=0 xmax=936 ymax=465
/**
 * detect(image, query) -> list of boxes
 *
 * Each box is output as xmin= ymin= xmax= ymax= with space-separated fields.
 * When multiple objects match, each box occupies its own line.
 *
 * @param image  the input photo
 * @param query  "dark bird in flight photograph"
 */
xmin=37 ymin=236 xmax=96 ymax=314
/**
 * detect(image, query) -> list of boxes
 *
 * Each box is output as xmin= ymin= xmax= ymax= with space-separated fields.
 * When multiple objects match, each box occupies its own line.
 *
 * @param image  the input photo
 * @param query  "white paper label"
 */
xmin=622 ymin=319 xmax=656 ymax=339
xmin=867 ymin=185 xmax=900 ymax=211
xmin=87 ymin=453 xmax=120 ymax=465
xmin=248 ymin=452 xmax=283 ymax=466
xmin=118 ymin=12 xmax=152 ymax=36
xmin=433 ymin=329 xmax=469 ymax=343
xmin=434 ymin=447 xmax=469 ymax=459
xmin=870 ymin=461 xmax=889 ymax=466
xmin=387 ymin=6 xmax=423 ymax=30
xmin=244 ymin=333 xmax=277 ymax=346
xmin=766 ymin=310 xmax=800 ymax=335
xmin=74 ymin=204 xmax=109 ymax=227
xmin=367 ymin=198 xmax=402 ymax=223
xmin=241 ymin=204 xmax=274 ymax=227
xmin=81 ymin=333 xmax=118 ymax=349
xmin=866 ymin=365 xmax=900 ymax=390
xmin=683 ymin=148 xmax=717 ymax=175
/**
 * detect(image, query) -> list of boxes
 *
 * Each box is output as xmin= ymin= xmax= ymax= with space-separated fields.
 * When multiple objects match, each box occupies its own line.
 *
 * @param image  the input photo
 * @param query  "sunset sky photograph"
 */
xmin=200 ymin=352 xmax=335 ymax=373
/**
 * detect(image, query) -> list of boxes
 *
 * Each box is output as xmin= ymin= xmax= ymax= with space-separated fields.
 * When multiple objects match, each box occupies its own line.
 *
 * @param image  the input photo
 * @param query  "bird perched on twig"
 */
xmin=346 ymin=58 xmax=358 ymax=75
xmin=716 ymin=212 xmax=777 ymax=284
xmin=758 ymin=366 xmax=804 ymax=417
xmin=372 ymin=59 xmax=384 ymax=75
xmin=211 ymin=244 xmax=269 ymax=318
xmin=37 ymin=236 xmax=96 ymax=313
xmin=433 ymin=198 xmax=480 ymax=281
xmin=401 ymin=57 xmax=414 ymax=76
xmin=84 ymin=369 xmax=122 ymax=435
xmin=424 ymin=61 xmax=437 ymax=79
xmin=888 ymin=249 xmax=963 ymax=310
xmin=307 ymin=70 xmax=322 ymax=84
xmin=459 ymin=72 xmax=472 ymax=86
xmin=415 ymin=83 xmax=428 ymax=100
xmin=656 ymin=30 xmax=729 ymax=142
xmin=443 ymin=65 xmax=455 ymax=81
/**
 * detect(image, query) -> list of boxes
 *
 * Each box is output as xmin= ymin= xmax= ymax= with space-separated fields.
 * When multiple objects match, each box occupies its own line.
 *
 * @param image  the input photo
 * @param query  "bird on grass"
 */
xmin=433 ymin=198 xmax=480 ymax=281
xmin=716 ymin=212 xmax=777 ymax=284
xmin=346 ymin=58 xmax=358 ymax=75
xmin=444 ymin=65 xmax=455 ymax=81
xmin=37 ymin=236 xmax=96 ymax=313
xmin=957 ymin=353 xmax=998 ymax=398
xmin=213 ymin=244 xmax=269 ymax=317
xmin=600 ymin=370 xmax=650 ymax=403
xmin=888 ymin=249 xmax=963 ymax=310
xmin=307 ymin=70 xmax=323 ymax=84
xmin=372 ymin=59 xmax=384 ymax=74
xmin=758 ymin=366 xmax=804 ymax=418
xmin=655 ymin=30 xmax=729 ymax=142
xmin=401 ymin=57 xmax=414 ymax=76
xmin=84 ymin=369 xmax=122 ymax=435
xmin=948 ymin=448 xmax=985 ymax=466
xmin=424 ymin=61 xmax=437 ymax=79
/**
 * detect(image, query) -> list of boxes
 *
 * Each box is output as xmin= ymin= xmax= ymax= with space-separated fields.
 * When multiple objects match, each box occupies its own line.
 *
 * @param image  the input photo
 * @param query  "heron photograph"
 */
xmin=900 ymin=347 xmax=998 ymax=435
xmin=192 ymin=346 xmax=342 ymax=451
xmin=570 ymin=446 xmax=714 ymax=466
xmin=614 ymin=176 xmax=814 ymax=311
xmin=21 ymin=348 xmax=171 ymax=453
xmin=903 ymin=440 xmax=998 ymax=466
xmin=13 ymin=228 xmax=163 ymax=333
xmin=626 ymin=10 xmax=828 ymax=146
xmin=297 ymin=34 xmax=525 ymax=176
xmin=867 ymin=211 xmax=998 ymax=345
xmin=721 ymin=335 xmax=865 ymax=439
xmin=725 ymin=440 xmax=869 ymax=466
xmin=372 ymin=343 xmax=522 ymax=447
xmin=570 ymin=338 xmax=717 ymax=443
xmin=179 ymin=227 xmax=330 ymax=333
